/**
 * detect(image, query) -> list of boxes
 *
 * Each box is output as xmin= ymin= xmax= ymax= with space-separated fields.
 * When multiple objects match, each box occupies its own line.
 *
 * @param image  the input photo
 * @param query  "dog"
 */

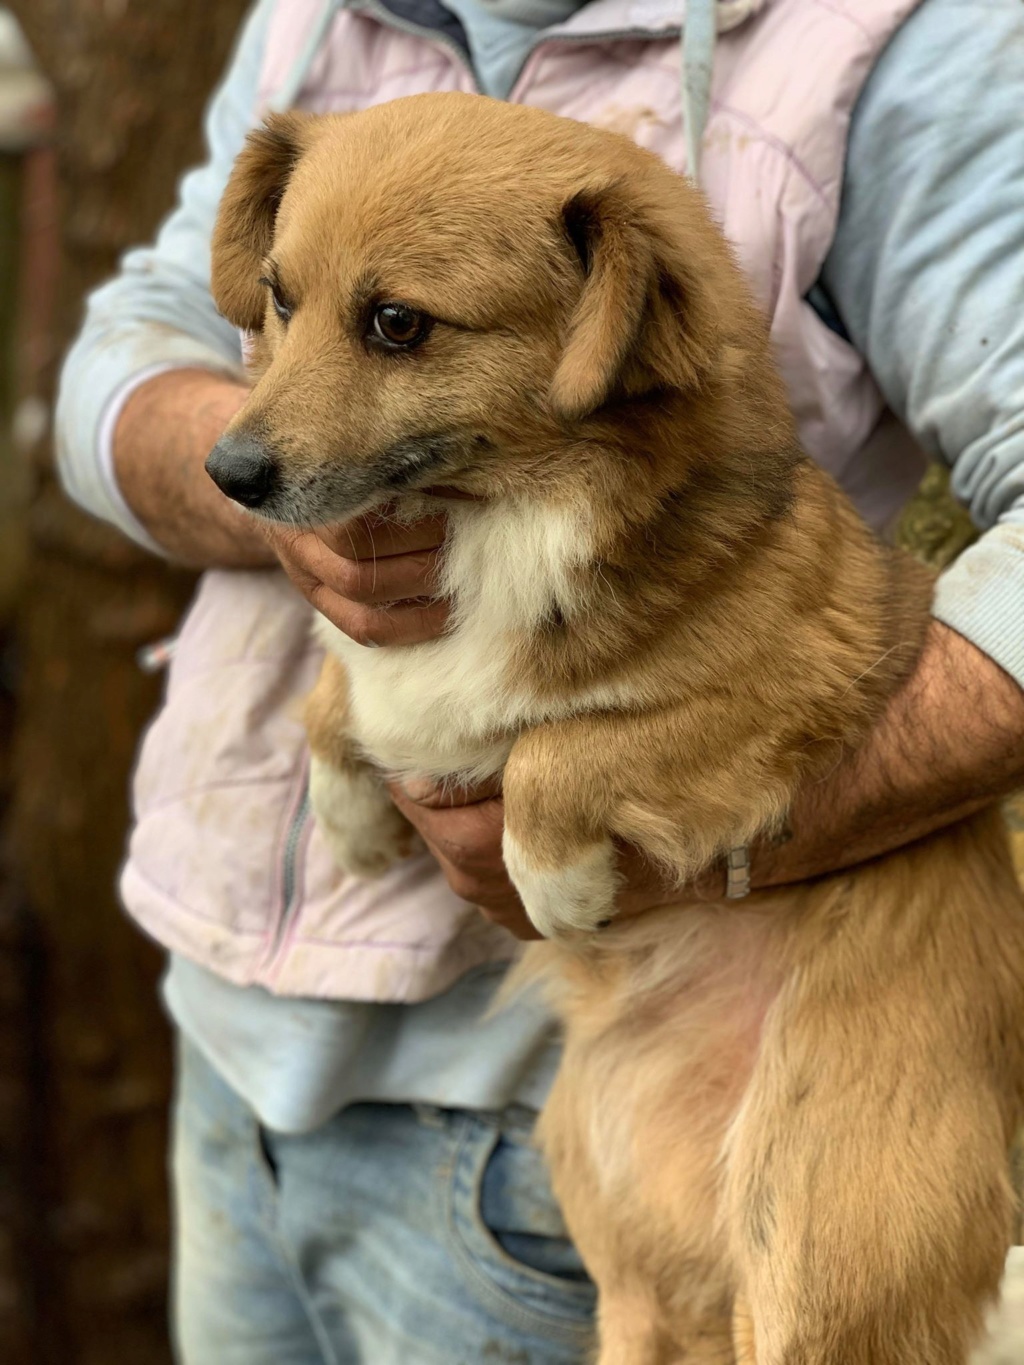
xmin=206 ymin=92 xmax=1024 ymax=1363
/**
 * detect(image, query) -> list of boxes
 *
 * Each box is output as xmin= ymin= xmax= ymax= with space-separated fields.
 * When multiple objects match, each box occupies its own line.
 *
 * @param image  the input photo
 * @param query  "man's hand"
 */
xmin=388 ymin=777 xmax=713 ymax=939
xmin=260 ymin=514 xmax=449 ymax=646
xmin=387 ymin=780 xmax=533 ymax=935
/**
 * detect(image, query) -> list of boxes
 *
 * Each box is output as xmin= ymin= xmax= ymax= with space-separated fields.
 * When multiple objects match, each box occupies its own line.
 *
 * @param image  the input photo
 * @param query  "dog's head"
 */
xmin=206 ymin=93 xmax=753 ymax=525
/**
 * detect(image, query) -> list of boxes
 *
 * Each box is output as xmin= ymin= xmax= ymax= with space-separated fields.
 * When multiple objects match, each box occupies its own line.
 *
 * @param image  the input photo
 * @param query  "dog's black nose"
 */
xmin=205 ymin=432 xmax=279 ymax=508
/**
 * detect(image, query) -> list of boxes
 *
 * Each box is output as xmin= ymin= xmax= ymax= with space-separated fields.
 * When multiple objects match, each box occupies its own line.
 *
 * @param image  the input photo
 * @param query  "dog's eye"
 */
xmin=371 ymin=303 xmax=430 ymax=349
xmin=258 ymin=276 xmax=292 ymax=324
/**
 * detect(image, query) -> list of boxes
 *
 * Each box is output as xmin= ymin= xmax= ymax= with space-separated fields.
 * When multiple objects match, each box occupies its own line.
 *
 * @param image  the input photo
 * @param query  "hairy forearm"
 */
xmin=113 ymin=368 xmax=275 ymax=568
xmin=752 ymin=620 xmax=1024 ymax=889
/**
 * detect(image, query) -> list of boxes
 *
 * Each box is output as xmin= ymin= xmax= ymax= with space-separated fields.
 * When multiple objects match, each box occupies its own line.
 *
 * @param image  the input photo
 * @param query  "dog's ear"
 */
xmin=211 ymin=112 xmax=310 ymax=331
xmin=550 ymin=183 xmax=721 ymax=420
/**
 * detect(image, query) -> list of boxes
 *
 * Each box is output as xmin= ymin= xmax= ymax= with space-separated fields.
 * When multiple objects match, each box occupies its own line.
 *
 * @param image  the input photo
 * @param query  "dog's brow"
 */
xmin=351 ymin=271 xmax=382 ymax=320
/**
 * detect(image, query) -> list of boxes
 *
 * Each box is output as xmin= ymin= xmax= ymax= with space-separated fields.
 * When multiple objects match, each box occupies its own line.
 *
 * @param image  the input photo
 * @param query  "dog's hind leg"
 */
xmin=593 ymin=1291 xmax=669 ymax=1365
xmin=731 ymin=1296 xmax=756 ymax=1364
xmin=726 ymin=1075 xmax=1011 ymax=1364
xmin=596 ymin=1290 xmax=735 ymax=1365
xmin=722 ymin=862 xmax=1022 ymax=1363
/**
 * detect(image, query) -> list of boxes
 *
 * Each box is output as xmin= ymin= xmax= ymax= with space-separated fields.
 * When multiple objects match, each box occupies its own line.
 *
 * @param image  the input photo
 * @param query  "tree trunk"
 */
xmin=4 ymin=3 xmax=250 ymax=1360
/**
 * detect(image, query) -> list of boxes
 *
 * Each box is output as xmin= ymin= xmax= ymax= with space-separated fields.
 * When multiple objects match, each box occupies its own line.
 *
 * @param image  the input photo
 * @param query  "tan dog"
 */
xmin=207 ymin=92 xmax=1024 ymax=1363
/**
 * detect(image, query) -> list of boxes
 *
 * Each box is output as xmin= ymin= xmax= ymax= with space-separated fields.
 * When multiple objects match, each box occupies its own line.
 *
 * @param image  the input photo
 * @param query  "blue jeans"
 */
xmin=171 ymin=1039 xmax=596 ymax=1363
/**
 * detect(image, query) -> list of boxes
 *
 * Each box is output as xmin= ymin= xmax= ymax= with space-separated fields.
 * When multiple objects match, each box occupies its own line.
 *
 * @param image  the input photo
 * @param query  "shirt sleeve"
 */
xmin=54 ymin=0 xmax=274 ymax=550
xmin=820 ymin=0 xmax=1024 ymax=686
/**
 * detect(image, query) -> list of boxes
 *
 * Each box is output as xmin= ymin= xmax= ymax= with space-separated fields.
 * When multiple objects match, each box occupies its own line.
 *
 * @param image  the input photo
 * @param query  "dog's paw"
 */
xmin=309 ymin=756 xmax=416 ymax=878
xmin=502 ymin=833 xmax=619 ymax=938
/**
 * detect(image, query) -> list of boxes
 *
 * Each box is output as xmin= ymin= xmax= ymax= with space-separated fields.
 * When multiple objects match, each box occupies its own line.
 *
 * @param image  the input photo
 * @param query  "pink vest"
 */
xmin=121 ymin=0 xmax=925 ymax=1001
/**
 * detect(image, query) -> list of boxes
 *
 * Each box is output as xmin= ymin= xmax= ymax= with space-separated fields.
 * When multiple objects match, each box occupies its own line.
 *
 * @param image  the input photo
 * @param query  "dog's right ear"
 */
xmin=211 ymin=112 xmax=310 ymax=331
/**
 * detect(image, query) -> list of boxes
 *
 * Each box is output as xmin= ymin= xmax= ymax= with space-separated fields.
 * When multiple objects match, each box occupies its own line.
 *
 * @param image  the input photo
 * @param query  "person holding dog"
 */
xmin=57 ymin=0 xmax=1024 ymax=1360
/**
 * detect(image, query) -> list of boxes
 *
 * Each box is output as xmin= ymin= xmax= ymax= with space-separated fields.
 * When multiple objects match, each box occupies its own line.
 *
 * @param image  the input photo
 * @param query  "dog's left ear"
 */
xmin=211 ymin=112 xmax=311 ymax=331
xmin=550 ymin=182 xmax=722 ymax=420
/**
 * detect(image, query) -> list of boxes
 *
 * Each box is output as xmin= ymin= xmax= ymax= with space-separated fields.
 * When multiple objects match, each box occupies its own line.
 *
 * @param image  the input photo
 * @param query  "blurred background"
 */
xmin=0 ymin=4 xmax=1018 ymax=1363
xmin=0 ymin=4 xmax=249 ymax=1360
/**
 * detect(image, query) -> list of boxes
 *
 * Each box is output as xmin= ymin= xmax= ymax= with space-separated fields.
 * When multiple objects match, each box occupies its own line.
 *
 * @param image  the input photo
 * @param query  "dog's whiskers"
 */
xmin=838 ymin=642 xmax=903 ymax=698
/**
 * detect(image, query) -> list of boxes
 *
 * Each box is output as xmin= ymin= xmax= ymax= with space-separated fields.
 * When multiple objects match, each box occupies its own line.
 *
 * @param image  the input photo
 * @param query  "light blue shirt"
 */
xmin=440 ymin=0 xmax=580 ymax=97
xmin=57 ymin=0 xmax=1024 ymax=1132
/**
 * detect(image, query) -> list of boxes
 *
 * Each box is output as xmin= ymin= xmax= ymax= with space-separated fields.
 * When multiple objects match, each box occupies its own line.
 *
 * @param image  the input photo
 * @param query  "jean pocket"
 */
xmin=446 ymin=1113 xmax=596 ymax=1336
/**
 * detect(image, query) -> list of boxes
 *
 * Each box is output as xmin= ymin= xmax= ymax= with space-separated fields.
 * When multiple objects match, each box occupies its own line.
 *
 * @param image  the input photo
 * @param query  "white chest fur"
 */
xmin=316 ymin=497 xmax=600 ymax=782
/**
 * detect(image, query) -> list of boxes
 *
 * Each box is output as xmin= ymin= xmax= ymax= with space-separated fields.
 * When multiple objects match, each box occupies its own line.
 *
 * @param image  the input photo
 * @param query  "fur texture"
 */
xmin=210 ymin=92 xmax=1024 ymax=1363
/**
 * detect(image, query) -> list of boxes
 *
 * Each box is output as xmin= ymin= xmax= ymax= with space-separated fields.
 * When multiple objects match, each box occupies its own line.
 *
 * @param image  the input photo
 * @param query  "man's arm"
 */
xmin=54 ymin=0 xmax=272 ymax=552
xmin=821 ymin=0 xmax=1024 ymax=688
xmin=752 ymin=621 xmax=1024 ymax=886
xmin=746 ymin=0 xmax=1024 ymax=885
xmin=113 ymin=369 xmax=265 ymax=565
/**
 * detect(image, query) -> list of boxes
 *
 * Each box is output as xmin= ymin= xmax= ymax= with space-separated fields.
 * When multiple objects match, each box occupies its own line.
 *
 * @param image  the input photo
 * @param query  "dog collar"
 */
xmin=725 ymin=845 xmax=751 ymax=899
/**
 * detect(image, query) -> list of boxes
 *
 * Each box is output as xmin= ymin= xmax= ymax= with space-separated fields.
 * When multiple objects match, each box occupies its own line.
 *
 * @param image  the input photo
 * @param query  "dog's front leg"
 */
xmin=501 ymin=722 xmax=623 ymax=939
xmin=501 ymin=702 xmax=786 ymax=939
xmin=306 ymin=653 xmax=417 ymax=878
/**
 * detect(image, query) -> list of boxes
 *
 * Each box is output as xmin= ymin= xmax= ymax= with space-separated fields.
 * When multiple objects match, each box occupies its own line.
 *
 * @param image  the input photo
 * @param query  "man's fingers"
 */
xmin=282 ymin=528 xmax=442 ymax=606
xmin=317 ymin=545 xmax=441 ymax=606
xmin=322 ymin=510 xmax=448 ymax=560
xmin=306 ymin=583 xmax=450 ymax=646
xmin=266 ymin=527 xmax=448 ymax=644
xmin=392 ymin=775 xmax=504 ymax=808
xmin=386 ymin=790 xmax=539 ymax=937
xmin=436 ymin=852 xmax=539 ymax=938
xmin=388 ymin=789 xmax=505 ymax=848
xmin=471 ymin=899 xmax=542 ymax=940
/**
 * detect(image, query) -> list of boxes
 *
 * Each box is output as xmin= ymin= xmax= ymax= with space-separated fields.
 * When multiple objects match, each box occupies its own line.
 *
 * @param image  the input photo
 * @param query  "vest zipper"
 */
xmin=280 ymin=789 xmax=311 ymax=921
xmin=264 ymin=770 xmax=312 ymax=971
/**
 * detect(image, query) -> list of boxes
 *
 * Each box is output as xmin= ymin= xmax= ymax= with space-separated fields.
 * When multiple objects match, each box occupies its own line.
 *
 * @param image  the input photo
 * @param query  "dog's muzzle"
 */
xmin=206 ymin=431 xmax=279 ymax=509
